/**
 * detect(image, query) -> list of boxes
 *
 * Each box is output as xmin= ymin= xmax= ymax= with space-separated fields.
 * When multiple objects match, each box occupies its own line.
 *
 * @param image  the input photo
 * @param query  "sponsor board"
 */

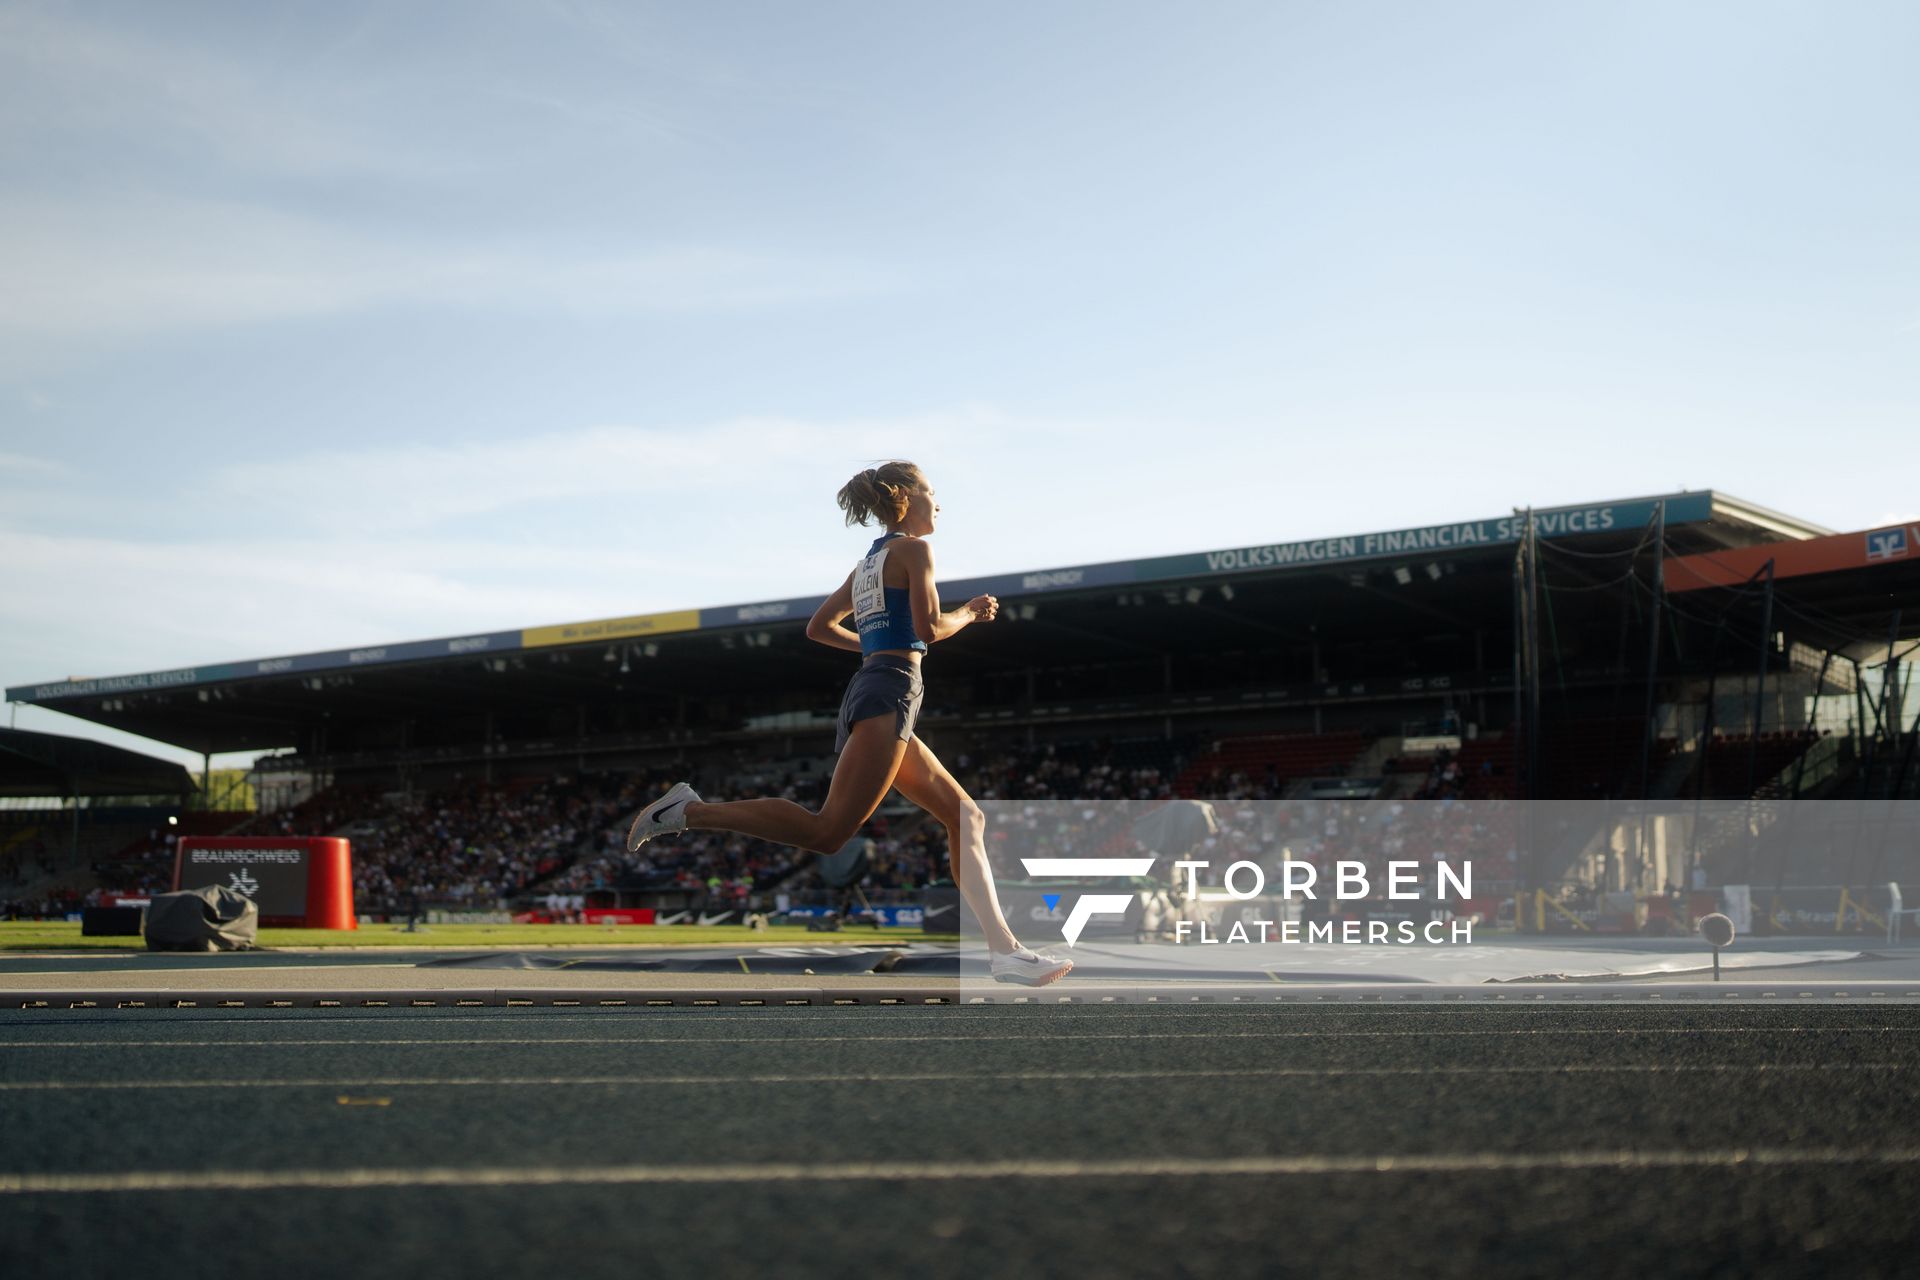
xmin=1866 ymin=526 xmax=1912 ymax=561
xmin=19 ymin=666 xmax=209 ymax=701
xmin=1137 ymin=495 xmax=1711 ymax=586
xmin=1753 ymin=885 xmax=1901 ymax=935
xmin=176 ymin=840 xmax=310 ymax=918
xmin=697 ymin=596 xmax=821 ymax=628
xmin=10 ymin=630 xmax=524 ymax=702
xmin=583 ymin=908 xmax=657 ymax=925
xmin=779 ymin=904 xmax=927 ymax=927
xmin=521 ymin=609 xmax=702 ymax=649
xmin=919 ymin=891 xmax=959 ymax=931
xmin=652 ymin=909 xmax=751 ymax=926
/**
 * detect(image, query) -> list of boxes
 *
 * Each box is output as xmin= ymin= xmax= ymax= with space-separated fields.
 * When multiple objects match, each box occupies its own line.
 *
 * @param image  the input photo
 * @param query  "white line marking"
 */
xmin=6 ymin=1005 xmax=1854 ymax=1019
xmin=3 ymin=1027 xmax=1914 ymax=1049
xmin=6 ymin=1147 xmax=1920 ymax=1194
xmin=0 ymin=964 xmax=419 ymax=974
xmin=1018 ymin=858 xmax=1158 ymax=876
xmin=0 ymin=1063 xmax=1904 ymax=1091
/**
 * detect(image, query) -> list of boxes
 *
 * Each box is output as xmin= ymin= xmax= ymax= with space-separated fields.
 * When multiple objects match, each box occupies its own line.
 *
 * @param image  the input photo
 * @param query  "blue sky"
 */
xmin=2 ymin=0 xmax=1916 ymax=769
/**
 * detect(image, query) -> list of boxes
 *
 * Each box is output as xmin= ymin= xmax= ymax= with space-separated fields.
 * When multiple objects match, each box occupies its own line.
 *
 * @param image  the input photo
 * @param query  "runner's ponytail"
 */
xmin=835 ymin=460 xmax=924 ymax=527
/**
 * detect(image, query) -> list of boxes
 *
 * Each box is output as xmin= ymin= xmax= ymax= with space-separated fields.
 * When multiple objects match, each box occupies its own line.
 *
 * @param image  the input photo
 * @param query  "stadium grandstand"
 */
xmin=8 ymin=489 xmax=1918 ymax=925
xmin=0 ymin=728 xmax=197 ymax=920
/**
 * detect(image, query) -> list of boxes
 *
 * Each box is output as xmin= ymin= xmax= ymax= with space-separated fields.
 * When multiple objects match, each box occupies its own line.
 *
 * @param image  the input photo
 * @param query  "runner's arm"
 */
xmin=805 ymin=573 xmax=862 ymax=652
xmin=902 ymin=540 xmax=995 ymax=644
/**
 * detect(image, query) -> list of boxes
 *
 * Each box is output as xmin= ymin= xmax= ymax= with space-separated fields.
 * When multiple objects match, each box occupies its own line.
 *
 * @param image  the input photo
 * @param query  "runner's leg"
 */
xmin=681 ymin=715 xmax=907 ymax=855
xmin=890 ymin=734 xmax=1019 ymax=954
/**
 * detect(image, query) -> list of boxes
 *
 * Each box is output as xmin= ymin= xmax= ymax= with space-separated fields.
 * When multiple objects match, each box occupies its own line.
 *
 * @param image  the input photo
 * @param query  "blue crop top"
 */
xmin=852 ymin=532 xmax=928 ymax=655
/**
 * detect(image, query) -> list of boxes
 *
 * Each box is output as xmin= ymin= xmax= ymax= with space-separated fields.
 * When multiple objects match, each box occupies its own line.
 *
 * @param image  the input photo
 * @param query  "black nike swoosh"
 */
xmin=652 ymin=799 xmax=686 ymax=824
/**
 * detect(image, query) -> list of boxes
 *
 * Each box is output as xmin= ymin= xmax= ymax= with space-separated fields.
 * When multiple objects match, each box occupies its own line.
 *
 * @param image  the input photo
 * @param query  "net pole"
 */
xmin=1638 ymin=501 xmax=1666 ymax=801
xmin=1744 ymin=559 xmax=1775 ymax=802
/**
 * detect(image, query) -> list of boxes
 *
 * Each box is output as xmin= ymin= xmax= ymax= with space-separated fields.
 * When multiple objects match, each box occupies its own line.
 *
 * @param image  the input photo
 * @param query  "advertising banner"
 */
xmin=175 ymin=839 xmax=311 ymax=919
xmin=1751 ymin=885 xmax=1902 ymax=935
xmin=521 ymin=609 xmax=701 ymax=649
xmin=173 ymin=836 xmax=355 ymax=928
xmin=583 ymin=908 xmax=657 ymax=925
xmin=779 ymin=904 xmax=928 ymax=927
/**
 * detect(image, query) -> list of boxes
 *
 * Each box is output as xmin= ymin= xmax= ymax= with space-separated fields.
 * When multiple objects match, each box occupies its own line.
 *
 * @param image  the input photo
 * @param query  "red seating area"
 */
xmin=1434 ymin=736 xmax=1514 ymax=799
xmin=1173 ymin=732 xmax=1371 ymax=799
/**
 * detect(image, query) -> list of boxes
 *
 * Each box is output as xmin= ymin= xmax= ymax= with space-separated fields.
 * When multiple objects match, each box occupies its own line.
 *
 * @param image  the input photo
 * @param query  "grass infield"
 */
xmin=0 ymin=921 xmax=954 ymax=951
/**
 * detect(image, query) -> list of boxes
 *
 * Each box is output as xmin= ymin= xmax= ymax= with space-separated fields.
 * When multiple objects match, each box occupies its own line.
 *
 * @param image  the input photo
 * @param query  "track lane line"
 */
xmin=4 ymin=1026 xmax=1917 ymax=1048
xmin=8 ymin=1147 xmax=1920 ymax=1193
xmin=0 ymin=1062 xmax=1907 ymax=1090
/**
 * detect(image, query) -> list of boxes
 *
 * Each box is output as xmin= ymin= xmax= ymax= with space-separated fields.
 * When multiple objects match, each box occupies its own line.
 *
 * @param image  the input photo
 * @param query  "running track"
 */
xmin=3 ymin=1004 xmax=1917 ymax=1279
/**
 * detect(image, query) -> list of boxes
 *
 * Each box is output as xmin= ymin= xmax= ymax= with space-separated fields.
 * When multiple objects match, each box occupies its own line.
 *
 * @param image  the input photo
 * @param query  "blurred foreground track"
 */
xmin=3 ymin=1002 xmax=1918 ymax=1279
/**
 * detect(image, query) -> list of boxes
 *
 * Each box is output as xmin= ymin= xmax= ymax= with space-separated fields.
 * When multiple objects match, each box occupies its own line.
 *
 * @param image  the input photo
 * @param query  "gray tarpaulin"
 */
xmin=144 ymin=886 xmax=259 ymax=952
xmin=1132 ymin=799 xmax=1219 ymax=856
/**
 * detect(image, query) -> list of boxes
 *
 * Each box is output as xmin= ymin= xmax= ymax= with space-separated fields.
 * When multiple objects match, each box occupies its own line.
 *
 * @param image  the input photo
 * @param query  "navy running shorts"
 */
xmin=834 ymin=654 xmax=924 ymax=753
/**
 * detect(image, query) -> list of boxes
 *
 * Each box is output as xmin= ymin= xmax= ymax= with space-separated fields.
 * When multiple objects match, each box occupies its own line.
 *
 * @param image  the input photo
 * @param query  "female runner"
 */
xmin=626 ymin=460 xmax=1073 ymax=986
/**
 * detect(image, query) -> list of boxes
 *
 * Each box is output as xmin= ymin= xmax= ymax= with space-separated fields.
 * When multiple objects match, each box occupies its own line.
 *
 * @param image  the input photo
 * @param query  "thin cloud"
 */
xmin=207 ymin=410 xmax=1063 ymax=532
xmin=0 ymin=194 xmax=899 ymax=374
xmin=0 ymin=529 xmax=679 ymax=682
xmin=0 ymin=406 xmax=1150 ymax=684
xmin=0 ymin=5 xmax=894 ymax=377
xmin=0 ymin=451 xmax=62 ymax=473
xmin=0 ymin=6 xmax=441 ymax=183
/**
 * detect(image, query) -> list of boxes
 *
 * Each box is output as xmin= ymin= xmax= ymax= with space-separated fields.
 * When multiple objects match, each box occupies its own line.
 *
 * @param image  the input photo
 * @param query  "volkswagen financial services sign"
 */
xmin=174 ymin=836 xmax=357 ymax=929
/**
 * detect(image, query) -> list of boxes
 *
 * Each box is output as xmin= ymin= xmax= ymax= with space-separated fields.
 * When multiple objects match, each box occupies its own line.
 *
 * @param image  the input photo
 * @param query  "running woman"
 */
xmin=626 ymin=461 xmax=1073 ymax=986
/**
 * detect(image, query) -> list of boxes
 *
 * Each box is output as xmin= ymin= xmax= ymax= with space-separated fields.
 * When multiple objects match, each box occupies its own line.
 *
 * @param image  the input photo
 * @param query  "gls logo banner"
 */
xmin=1018 ymin=856 xmax=1155 ymax=945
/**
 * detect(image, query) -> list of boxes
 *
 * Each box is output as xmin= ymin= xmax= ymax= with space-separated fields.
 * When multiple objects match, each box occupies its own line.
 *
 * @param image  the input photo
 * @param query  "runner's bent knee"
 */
xmin=811 ymin=817 xmax=863 ymax=855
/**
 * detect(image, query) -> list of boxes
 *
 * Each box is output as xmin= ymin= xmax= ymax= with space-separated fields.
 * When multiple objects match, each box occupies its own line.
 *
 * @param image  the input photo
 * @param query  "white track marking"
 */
xmin=1018 ymin=858 xmax=1158 ymax=876
xmin=0 ymin=1063 xmax=1905 ymax=1091
xmin=6 ymin=1147 xmax=1920 ymax=1194
xmin=3 ymin=1026 xmax=1914 ymax=1048
xmin=2 ymin=1006 xmax=1851 ymax=1020
xmin=2 ymin=964 xmax=418 ymax=974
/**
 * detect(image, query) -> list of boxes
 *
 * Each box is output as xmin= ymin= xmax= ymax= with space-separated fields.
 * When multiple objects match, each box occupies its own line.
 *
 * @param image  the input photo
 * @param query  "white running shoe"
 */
xmin=627 ymin=782 xmax=701 ymax=851
xmin=990 ymin=944 xmax=1073 ymax=986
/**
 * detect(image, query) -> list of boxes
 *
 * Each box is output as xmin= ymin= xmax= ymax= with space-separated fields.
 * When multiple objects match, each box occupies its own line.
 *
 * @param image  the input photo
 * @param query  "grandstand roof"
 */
xmin=3 ymin=489 xmax=1830 ymax=754
xmin=1664 ymin=521 xmax=1920 ymax=657
xmin=0 ymin=727 xmax=197 ymax=799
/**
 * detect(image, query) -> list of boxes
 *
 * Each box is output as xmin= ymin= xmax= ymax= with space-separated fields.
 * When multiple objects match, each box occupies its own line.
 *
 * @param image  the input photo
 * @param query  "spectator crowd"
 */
xmin=22 ymin=730 xmax=1540 ymax=917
